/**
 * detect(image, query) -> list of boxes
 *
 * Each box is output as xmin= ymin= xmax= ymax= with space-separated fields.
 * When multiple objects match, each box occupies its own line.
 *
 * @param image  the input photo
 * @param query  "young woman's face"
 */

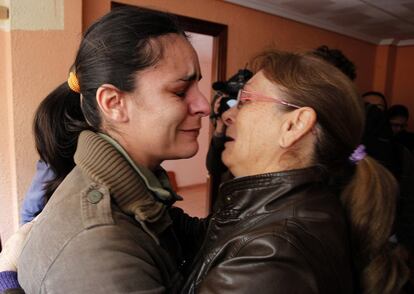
xmin=124 ymin=34 xmax=210 ymax=169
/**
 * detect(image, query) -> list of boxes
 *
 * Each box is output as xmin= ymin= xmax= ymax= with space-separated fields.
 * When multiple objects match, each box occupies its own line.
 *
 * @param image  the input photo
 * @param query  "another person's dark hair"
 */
xmin=251 ymin=50 xmax=408 ymax=294
xmin=312 ymin=45 xmax=356 ymax=81
xmin=362 ymin=91 xmax=388 ymax=110
xmin=388 ymin=104 xmax=409 ymax=120
xmin=33 ymin=7 xmax=185 ymax=200
xmin=34 ymin=84 xmax=91 ymax=200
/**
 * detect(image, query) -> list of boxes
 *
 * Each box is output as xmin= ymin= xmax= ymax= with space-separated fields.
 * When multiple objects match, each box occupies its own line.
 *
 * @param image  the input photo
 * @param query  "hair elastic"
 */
xmin=67 ymin=72 xmax=80 ymax=93
xmin=349 ymin=144 xmax=366 ymax=164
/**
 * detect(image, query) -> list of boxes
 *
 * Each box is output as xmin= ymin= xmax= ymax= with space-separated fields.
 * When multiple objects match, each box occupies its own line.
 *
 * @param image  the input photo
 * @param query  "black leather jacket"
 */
xmin=182 ymin=167 xmax=354 ymax=294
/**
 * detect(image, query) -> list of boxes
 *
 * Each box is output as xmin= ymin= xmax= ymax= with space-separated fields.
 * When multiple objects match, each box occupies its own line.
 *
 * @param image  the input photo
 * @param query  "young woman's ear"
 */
xmin=279 ymin=107 xmax=317 ymax=148
xmin=96 ymin=84 xmax=129 ymax=123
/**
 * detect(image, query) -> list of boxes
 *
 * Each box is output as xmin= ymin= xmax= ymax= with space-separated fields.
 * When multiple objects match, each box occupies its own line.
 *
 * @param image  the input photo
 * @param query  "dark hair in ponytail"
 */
xmin=252 ymin=50 xmax=409 ymax=293
xmin=33 ymin=83 xmax=91 ymax=200
xmin=34 ymin=7 xmax=185 ymax=200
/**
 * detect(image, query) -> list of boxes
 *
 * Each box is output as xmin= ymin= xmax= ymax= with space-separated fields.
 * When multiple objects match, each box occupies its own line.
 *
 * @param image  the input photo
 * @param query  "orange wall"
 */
xmin=11 ymin=19 xmax=82 ymax=203
xmin=390 ymin=46 xmax=414 ymax=130
xmin=373 ymin=45 xmax=394 ymax=95
xmin=83 ymin=0 xmax=377 ymax=94
xmin=0 ymin=0 xmax=82 ymax=241
xmin=11 ymin=0 xmax=82 ymax=204
xmin=0 ymin=30 xmax=17 ymax=241
xmin=371 ymin=45 xmax=398 ymax=113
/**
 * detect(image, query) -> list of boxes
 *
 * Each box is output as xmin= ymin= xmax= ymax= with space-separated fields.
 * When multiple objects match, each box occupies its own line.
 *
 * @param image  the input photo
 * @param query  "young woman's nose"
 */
xmin=222 ymin=106 xmax=237 ymax=126
xmin=188 ymin=87 xmax=211 ymax=117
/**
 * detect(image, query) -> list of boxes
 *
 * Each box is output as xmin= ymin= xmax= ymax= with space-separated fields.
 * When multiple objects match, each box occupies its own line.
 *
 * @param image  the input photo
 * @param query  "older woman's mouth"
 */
xmin=223 ymin=135 xmax=234 ymax=143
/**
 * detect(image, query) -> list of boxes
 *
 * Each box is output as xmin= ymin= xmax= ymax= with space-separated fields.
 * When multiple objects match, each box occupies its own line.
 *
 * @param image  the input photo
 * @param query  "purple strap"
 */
xmin=0 ymin=271 xmax=21 ymax=291
xmin=349 ymin=144 xmax=367 ymax=164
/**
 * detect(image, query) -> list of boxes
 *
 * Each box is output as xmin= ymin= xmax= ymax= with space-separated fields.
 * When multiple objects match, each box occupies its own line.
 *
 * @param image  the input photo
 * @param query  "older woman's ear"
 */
xmin=96 ymin=84 xmax=129 ymax=124
xmin=279 ymin=107 xmax=317 ymax=148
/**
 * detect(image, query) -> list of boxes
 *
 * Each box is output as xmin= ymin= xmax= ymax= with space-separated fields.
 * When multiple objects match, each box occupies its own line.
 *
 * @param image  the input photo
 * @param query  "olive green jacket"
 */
xmin=17 ymin=131 xmax=185 ymax=293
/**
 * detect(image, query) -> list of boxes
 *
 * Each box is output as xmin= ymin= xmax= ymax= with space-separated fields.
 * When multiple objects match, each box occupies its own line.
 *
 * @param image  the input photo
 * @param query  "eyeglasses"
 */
xmin=236 ymin=89 xmax=301 ymax=109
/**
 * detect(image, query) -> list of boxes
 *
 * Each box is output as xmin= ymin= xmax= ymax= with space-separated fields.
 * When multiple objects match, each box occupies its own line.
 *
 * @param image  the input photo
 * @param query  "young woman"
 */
xmin=1 ymin=6 xmax=209 ymax=293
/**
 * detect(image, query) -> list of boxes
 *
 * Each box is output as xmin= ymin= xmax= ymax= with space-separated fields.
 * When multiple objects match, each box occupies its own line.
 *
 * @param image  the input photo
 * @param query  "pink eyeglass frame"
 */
xmin=237 ymin=89 xmax=301 ymax=109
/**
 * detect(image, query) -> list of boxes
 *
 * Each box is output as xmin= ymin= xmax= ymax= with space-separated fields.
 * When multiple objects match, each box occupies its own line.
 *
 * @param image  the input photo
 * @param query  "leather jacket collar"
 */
xmin=215 ymin=166 xmax=326 ymax=219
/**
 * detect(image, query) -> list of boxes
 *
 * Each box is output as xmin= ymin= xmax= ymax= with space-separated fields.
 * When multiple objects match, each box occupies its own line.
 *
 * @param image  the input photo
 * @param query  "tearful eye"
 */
xmin=175 ymin=92 xmax=186 ymax=98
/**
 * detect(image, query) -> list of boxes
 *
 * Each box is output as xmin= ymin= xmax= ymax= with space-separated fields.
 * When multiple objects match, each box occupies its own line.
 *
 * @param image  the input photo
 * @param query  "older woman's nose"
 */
xmin=222 ymin=107 xmax=237 ymax=126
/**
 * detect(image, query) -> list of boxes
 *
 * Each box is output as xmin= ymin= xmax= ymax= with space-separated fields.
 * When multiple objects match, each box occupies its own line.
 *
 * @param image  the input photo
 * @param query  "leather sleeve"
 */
xmin=196 ymin=234 xmax=318 ymax=294
xmin=1 ymin=289 xmax=25 ymax=294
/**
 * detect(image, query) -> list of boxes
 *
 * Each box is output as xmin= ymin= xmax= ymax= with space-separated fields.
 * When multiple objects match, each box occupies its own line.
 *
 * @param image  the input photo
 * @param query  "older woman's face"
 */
xmin=221 ymin=71 xmax=290 ymax=177
xmin=122 ymin=34 xmax=210 ymax=169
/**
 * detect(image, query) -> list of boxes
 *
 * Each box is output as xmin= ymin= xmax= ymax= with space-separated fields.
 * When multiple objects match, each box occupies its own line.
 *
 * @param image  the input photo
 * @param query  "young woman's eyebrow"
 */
xmin=178 ymin=72 xmax=202 ymax=82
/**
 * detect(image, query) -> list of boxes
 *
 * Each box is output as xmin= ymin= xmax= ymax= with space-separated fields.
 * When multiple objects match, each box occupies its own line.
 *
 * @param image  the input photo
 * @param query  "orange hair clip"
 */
xmin=67 ymin=72 xmax=80 ymax=93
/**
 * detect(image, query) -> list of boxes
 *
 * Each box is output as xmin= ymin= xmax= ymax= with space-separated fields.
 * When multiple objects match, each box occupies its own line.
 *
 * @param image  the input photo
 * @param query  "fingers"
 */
xmin=0 ymin=221 xmax=34 ymax=271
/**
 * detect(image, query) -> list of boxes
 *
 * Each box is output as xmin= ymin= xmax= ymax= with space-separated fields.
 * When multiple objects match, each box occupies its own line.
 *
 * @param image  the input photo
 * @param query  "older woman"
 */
xmin=182 ymin=50 xmax=408 ymax=293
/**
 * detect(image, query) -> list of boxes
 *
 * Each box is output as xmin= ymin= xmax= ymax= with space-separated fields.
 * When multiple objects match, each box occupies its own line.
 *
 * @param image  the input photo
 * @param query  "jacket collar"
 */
xmin=74 ymin=131 xmax=174 ymax=228
xmin=97 ymin=133 xmax=182 ymax=203
xmin=216 ymin=167 xmax=326 ymax=219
